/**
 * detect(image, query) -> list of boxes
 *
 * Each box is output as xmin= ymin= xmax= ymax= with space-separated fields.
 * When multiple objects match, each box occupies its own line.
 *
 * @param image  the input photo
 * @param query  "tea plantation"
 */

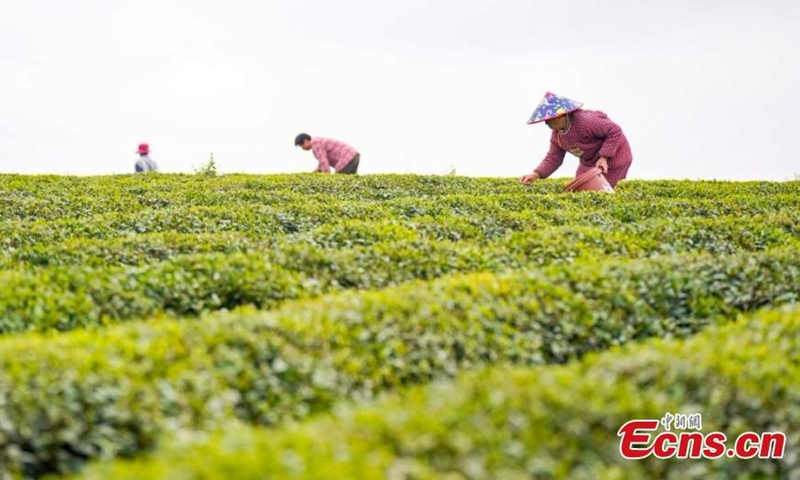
xmin=0 ymin=174 xmax=798 ymax=479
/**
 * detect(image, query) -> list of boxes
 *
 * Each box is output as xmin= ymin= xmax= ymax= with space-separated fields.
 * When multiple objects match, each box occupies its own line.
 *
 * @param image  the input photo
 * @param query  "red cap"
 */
xmin=136 ymin=143 xmax=150 ymax=154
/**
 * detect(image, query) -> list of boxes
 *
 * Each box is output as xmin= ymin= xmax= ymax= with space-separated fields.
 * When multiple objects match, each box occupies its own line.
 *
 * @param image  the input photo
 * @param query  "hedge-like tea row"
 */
xmin=1 ymin=231 xmax=275 ymax=269
xmin=3 ymin=188 xmax=799 ymax=249
xmin=0 ymin=174 xmax=530 ymax=221
xmin=70 ymin=306 xmax=800 ymax=480
xmin=3 ymin=211 xmax=794 ymax=269
xmin=3 ymin=175 xmax=799 ymax=222
xmin=1 ymin=249 xmax=798 ymax=477
xmin=1 ymin=215 xmax=795 ymax=334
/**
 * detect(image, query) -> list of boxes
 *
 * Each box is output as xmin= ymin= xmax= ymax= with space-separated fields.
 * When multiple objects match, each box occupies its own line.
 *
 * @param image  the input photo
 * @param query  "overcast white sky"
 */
xmin=1 ymin=0 xmax=798 ymax=180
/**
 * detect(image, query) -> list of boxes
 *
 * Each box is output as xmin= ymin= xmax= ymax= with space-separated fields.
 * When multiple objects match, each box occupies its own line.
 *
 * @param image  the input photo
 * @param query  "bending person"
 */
xmin=295 ymin=133 xmax=360 ymax=174
xmin=521 ymin=92 xmax=632 ymax=188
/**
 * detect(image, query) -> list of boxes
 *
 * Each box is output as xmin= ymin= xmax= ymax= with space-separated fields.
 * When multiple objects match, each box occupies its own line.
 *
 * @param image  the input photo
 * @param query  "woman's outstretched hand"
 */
xmin=520 ymin=172 xmax=540 ymax=185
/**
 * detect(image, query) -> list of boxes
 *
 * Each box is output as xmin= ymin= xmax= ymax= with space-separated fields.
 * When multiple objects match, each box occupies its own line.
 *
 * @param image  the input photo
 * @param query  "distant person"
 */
xmin=134 ymin=143 xmax=158 ymax=173
xmin=520 ymin=92 xmax=632 ymax=188
xmin=295 ymin=133 xmax=360 ymax=174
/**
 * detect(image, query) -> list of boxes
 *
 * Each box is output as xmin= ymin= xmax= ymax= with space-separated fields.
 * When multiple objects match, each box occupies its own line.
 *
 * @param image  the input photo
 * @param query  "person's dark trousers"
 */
xmin=338 ymin=154 xmax=360 ymax=174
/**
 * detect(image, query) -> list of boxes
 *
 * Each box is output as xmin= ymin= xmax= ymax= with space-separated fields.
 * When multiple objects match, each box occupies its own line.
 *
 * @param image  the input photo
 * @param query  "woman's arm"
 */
xmin=533 ymin=137 xmax=567 ymax=179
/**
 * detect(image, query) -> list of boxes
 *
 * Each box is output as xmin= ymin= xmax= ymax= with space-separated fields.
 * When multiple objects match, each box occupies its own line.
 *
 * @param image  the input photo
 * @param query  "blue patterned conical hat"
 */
xmin=527 ymin=92 xmax=583 ymax=124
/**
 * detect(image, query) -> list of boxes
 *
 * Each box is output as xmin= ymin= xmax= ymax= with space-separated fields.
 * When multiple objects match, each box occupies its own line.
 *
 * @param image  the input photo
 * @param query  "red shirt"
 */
xmin=534 ymin=109 xmax=632 ymax=179
xmin=311 ymin=137 xmax=359 ymax=173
